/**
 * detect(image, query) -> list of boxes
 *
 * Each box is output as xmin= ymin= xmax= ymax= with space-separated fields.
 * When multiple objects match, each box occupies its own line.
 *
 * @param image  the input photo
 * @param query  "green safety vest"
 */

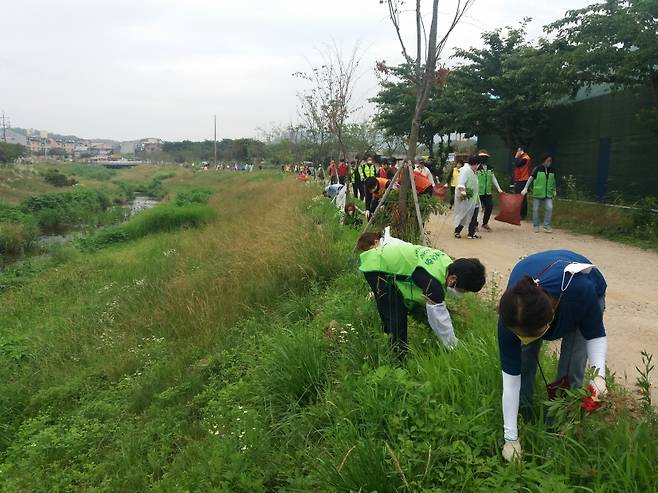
xmin=359 ymin=243 xmax=453 ymax=307
xmin=477 ymin=168 xmax=494 ymax=195
xmin=359 ymin=163 xmax=376 ymax=181
xmin=532 ymin=167 xmax=556 ymax=199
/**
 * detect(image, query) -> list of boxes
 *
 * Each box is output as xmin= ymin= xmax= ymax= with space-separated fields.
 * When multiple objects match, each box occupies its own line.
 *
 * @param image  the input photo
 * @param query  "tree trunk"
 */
xmin=398 ymin=0 xmax=440 ymax=240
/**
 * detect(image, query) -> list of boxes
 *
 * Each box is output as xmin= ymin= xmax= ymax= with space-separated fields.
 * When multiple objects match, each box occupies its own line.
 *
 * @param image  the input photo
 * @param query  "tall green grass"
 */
xmin=0 ymin=174 xmax=655 ymax=491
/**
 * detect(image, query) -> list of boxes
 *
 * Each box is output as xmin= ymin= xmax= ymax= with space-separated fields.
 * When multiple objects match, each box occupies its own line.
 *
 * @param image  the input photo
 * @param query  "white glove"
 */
xmin=426 ymin=302 xmax=459 ymax=349
xmin=502 ymin=440 xmax=522 ymax=462
xmin=590 ymin=375 xmax=607 ymax=401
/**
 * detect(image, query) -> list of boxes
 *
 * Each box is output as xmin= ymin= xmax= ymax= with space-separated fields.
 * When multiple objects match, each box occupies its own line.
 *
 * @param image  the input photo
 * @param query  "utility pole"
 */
xmin=213 ymin=115 xmax=217 ymax=165
xmin=0 ymin=110 xmax=10 ymax=142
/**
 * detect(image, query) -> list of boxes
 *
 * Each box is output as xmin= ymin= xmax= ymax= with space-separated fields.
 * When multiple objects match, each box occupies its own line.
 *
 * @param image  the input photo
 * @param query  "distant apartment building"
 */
xmin=138 ymin=138 xmax=162 ymax=154
xmin=121 ymin=140 xmax=138 ymax=155
xmin=27 ymin=136 xmax=44 ymax=152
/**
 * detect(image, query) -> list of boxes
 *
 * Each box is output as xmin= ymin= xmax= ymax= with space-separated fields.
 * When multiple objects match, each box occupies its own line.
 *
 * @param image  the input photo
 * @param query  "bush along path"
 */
xmin=1 ymin=175 xmax=656 ymax=491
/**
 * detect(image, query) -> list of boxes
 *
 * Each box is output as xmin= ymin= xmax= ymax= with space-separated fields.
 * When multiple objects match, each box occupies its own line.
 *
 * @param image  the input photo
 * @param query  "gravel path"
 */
xmin=427 ymin=211 xmax=658 ymax=400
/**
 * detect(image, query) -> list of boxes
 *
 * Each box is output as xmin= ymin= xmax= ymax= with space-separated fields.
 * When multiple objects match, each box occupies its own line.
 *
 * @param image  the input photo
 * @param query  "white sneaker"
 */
xmin=544 ymin=226 xmax=552 ymax=233
xmin=533 ymin=226 xmax=540 ymax=233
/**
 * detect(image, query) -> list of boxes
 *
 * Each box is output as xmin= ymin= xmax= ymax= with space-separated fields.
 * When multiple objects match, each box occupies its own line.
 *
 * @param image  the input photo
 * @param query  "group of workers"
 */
xmin=449 ymin=146 xmax=557 ymax=234
xmin=316 ymin=147 xmax=607 ymax=463
xmin=355 ymin=232 xmax=608 ymax=463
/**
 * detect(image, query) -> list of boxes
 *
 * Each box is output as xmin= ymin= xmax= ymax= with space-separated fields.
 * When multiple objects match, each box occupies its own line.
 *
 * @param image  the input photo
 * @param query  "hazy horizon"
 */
xmin=1 ymin=0 xmax=594 ymax=142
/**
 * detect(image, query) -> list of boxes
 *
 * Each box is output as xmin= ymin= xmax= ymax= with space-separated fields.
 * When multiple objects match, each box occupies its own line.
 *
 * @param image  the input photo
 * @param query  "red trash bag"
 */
xmin=296 ymin=174 xmax=310 ymax=181
xmin=433 ymin=184 xmax=448 ymax=200
xmin=494 ymin=192 xmax=524 ymax=225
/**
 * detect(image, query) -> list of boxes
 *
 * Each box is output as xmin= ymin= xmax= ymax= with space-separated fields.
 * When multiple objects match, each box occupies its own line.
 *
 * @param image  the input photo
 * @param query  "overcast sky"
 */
xmin=0 ymin=0 xmax=595 ymax=142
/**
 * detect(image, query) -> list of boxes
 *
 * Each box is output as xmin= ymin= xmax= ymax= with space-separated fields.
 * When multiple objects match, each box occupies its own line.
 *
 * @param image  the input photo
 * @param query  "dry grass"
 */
xmin=0 ymin=165 xmax=60 ymax=203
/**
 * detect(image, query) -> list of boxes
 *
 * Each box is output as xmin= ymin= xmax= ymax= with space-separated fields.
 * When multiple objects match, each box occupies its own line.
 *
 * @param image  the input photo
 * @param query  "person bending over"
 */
xmin=363 ymin=176 xmax=391 ymax=218
xmin=497 ymin=249 xmax=608 ymax=462
xmin=357 ymin=231 xmax=486 ymax=357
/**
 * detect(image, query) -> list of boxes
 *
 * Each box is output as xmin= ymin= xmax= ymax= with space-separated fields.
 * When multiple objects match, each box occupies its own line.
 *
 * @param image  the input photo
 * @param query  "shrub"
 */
xmin=371 ymin=189 xmax=447 ymax=242
xmin=21 ymin=188 xmax=111 ymax=233
xmin=78 ymin=204 xmax=216 ymax=250
xmin=0 ymin=221 xmax=39 ymax=255
xmin=67 ymin=164 xmax=116 ymax=181
xmin=43 ymin=169 xmax=77 ymax=187
xmin=175 ymin=188 xmax=213 ymax=206
xmin=0 ymin=203 xmax=40 ymax=255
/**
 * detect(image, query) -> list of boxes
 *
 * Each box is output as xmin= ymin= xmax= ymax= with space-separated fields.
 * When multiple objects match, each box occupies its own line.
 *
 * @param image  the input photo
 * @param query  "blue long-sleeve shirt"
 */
xmin=498 ymin=250 xmax=607 ymax=375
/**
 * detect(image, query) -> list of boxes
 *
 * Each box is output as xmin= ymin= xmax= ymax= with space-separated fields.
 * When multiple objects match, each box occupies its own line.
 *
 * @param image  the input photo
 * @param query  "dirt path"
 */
xmin=427 ymin=212 xmax=658 ymax=400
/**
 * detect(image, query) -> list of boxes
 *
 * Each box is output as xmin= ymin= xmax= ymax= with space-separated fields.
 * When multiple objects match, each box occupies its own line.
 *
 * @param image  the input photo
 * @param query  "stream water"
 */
xmin=1 ymin=195 xmax=160 ymax=269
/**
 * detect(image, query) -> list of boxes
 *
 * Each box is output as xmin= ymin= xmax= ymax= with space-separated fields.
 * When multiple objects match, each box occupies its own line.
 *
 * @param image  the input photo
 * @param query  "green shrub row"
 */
xmin=175 ymin=188 xmax=213 ymax=206
xmin=77 ymin=203 xmax=216 ymax=250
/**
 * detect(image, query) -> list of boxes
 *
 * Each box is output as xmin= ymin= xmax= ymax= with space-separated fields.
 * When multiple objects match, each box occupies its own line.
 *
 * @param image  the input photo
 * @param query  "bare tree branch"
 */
xmin=386 ymin=0 xmax=413 ymax=64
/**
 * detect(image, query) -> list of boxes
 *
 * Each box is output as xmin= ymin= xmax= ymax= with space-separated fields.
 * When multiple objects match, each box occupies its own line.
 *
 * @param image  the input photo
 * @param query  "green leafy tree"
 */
xmin=343 ymin=121 xmax=379 ymax=159
xmin=0 ymin=142 xmax=26 ymax=163
xmin=371 ymin=63 xmax=450 ymax=160
xmin=546 ymin=0 xmax=658 ymax=133
xmin=451 ymin=22 xmax=568 ymax=159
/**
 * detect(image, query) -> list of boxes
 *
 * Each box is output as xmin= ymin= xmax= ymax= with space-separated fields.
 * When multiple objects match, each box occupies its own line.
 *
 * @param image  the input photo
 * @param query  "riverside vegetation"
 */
xmin=0 ymin=169 xmax=656 ymax=491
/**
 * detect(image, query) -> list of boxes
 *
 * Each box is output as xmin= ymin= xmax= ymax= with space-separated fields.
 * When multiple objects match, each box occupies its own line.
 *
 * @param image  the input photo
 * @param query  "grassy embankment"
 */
xmin=1 ymin=171 xmax=657 ymax=491
xmin=550 ymin=198 xmax=658 ymax=253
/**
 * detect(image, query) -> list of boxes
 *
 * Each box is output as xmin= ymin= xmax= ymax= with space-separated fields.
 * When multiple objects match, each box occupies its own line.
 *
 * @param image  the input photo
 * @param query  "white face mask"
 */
xmin=447 ymin=286 xmax=463 ymax=299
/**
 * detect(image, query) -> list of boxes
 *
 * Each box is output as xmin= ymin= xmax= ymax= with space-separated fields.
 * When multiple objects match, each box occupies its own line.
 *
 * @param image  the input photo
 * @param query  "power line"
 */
xmin=0 ymin=110 xmax=10 ymax=142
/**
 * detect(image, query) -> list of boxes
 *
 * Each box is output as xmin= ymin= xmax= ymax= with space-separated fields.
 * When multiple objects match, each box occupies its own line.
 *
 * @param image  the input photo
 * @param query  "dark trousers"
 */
xmin=455 ymin=207 xmax=479 ymax=236
xmin=352 ymin=180 xmax=360 ymax=198
xmin=514 ymin=181 xmax=528 ymax=218
xmin=363 ymin=268 xmax=443 ymax=358
xmin=450 ymin=186 xmax=456 ymax=207
xmin=338 ymin=176 xmax=346 ymax=185
xmin=357 ymin=183 xmax=365 ymax=200
xmin=480 ymin=194 xmax=493 ymax=226
xmin=365 ymin=191 xmax=373 ymax=212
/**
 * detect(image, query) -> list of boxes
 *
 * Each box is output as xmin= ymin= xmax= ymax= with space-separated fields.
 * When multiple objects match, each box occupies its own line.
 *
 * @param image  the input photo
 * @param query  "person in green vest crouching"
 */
xmin=521 ymin=154 xmax=557 ymax=233
xmin=356 ymin=231 xmax=486 ymax=358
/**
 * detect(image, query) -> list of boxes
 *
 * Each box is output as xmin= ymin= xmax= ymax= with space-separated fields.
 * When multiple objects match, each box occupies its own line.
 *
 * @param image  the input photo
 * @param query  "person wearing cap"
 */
xmin=356 ymin=230 xmax=486 ymax=357
xmin=453 ymin=156 xmax=481 ymax=239
xmin=476 ymin=150 xmax=503 ymax=231
xmin=496 ymin=250 xmax=608 ymax=462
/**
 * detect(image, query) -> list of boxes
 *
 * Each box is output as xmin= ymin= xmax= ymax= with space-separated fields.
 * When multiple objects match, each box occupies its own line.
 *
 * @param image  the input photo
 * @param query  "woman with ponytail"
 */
xmin=496 ymin=250 xmax=608 ymax=462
